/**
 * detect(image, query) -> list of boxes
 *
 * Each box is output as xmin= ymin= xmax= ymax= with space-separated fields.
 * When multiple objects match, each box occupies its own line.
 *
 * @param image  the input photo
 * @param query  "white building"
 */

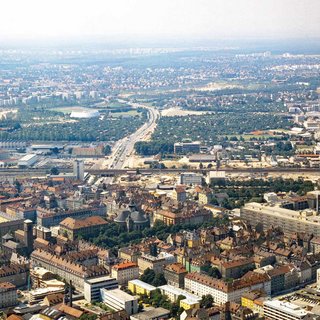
xmin=18 ymin=154 xmax=38 ymax=167
xmin=158 ymin=284 xmax=200 ymax=304
xmin=70 ymin=110 xmax=100 ymax=118
xmin=84 ymin=276 xmax=118 ymax=302
xmin=263 ymin=300 xmax=311 ymax=320
xmin=207 ymin=171 xmax=226 ymax=184
xmin=100 ymin=288 xmax=138 ymax=315
xmin=263 ymin=192 xmax=278 ymax=203
xmin=89 ymin=91 xmax=99 ymax=99
xmin=179 ymin=173 xmax=203 ymax=186
xmin=29 ymin=287 xmax=64 ymax=304
xmin=184 ymin=272 xmax=271 ymax=305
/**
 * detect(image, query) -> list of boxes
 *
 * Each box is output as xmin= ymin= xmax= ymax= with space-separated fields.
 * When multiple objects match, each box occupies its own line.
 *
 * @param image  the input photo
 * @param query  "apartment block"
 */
xmin=111 ymin=262 xmax=139 ymax=286
xmin=184 ymin=271 xmax=271 ymax=305
xmin=240 ymin=202 xmax=320 ymax=236
xmin=0 ymin=282 xmax=18 ymax=308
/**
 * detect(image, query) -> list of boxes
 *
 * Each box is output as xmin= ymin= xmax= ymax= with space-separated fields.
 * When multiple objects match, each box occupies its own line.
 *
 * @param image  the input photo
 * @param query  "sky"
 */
xmin=0 ymin=0 xmax=319 ymax=43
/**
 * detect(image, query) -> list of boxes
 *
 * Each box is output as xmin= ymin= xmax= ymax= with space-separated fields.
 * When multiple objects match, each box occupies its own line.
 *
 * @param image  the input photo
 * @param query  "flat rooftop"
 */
xmin=264 ymin=300 xmax=308 ymax=317
xmin=101 ymin=288 xmax=136 ymax=302
xmin=19 ymin=154 xmax=37 ymax=161
xmin=158 ymin=285 xmax=200 ymax=302
xmin=128 ymin=279 xmax=156 ymax=291
xmin=85 ymin=276 xmax=117 ymax=284
xmin=243 ymin=202 xmax=320 ymax=224
xmin=131 ymin=307 xmax=170 ymax=320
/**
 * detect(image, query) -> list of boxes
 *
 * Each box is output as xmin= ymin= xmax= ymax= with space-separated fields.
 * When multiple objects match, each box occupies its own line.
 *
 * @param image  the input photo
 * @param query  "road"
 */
xmin=87 ymin=167 xmax=320 ymax=175
xmin=1 ymin=167 xmax=320 ymax=178
xmin=108 ymin=103 xmax=160 ymax=170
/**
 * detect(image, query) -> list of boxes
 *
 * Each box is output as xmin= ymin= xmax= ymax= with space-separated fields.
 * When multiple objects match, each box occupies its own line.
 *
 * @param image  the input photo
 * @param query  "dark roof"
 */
xmin=2 ymin=233 xmax=14 ymax=240
xmin=131 ymin=211 xmax=148 ymax=223
xmin=114 ymin=210 xmax=130 ymax=223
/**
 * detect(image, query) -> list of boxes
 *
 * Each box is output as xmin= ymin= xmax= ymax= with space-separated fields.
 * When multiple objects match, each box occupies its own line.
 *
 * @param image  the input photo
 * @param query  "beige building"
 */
xmin=0 ymin=282 xmax=17 ymax=308
xmin=184 ymin=272 xmax=271 ymax=305
xmin=111 ymin=262 xmax=139 ymax=286
xmin=31 ymin=249 xmax=108 ymax=290
xmin=240 ymin=202 xmax=320 ymax=236
xmin=137 ymin=254 xmax=166 ymax=274
xmin=59 ymin=216 xmax=108 ymax=240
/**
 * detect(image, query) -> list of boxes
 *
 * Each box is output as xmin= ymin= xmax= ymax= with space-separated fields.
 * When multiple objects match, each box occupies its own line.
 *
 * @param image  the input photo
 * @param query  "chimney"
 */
xmin=69 ymin=280 xmax=73 ymax=307
xmin=24 ymin=220 xmax=34 ymax=255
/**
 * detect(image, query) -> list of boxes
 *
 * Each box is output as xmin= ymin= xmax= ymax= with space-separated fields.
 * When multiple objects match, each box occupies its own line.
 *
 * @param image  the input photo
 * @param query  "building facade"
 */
xmin=0 ymin=282 xmax=17 ymax=308
xmin=100 ymin=288 xmax=138 ymax=315
xmin=111 ymin=262 xmax=139 ymax=286
xmin=240 ymin=202 xmax=320 ymax=236
xmin=184 ymin=272 xmax=271 ymax=305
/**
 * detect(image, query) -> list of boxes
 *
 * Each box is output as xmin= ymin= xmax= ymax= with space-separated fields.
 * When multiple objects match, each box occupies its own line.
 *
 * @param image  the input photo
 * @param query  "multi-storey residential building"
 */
xmin=172 ymin=186 xmax=187 ymax=203
xmin=118 ymin=246 xmax=141 ymax=263
xmin=164 ymin=263 xmax=188 ymax=288
xmin=59 ymin=216 xmax=108 ymax=240
xmin=211 ymin=257 xmax=255 ymax=279
xmin=0 ymin=282 xmax=17 ymax=308
xmin=0 ymin=219 xmax=25 ymax=239
xmin=111 ymin=262 xmax=139 ymax=286
xmin=31 ymin=249 xmax=108 ymax=290
xmin=198 ymin=189 xmax=213 ymax=205
xmin=138 ymin=253 xmax=175 ymax=273
xmin=184 ymin=271 xmax=271 ymax=305
xmin=0 ymin=264 xmax=29 ymax=287
xmin=240 ymin=202 xmax=320 ymax=236
xmin=137 ymin=254 xmax=166 ymax=274
xmin=5 ymin=205 xmax=37 ymax=222
xmin=241 ymin=290 xmax=267 ymax=317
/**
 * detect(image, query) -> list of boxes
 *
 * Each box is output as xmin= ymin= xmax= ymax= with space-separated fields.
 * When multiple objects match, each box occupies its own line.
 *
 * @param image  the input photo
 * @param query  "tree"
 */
xmin=200 ymin=294 xmax=214 ymax=308
xmin=140 ymin=268 xmax=156 ymax=284
xmin=80 ymin=314 xmax=97 ymax=320
xmin=52 ymin=147 xmax=59 ymax=154
xmin=50 ymin=167 xmax=59 ymax=175
xmin=103 ymin=145 xmax=112 ymax=155
xmin=14 ymin=180 xmax=22 ymax=193
xmin=152 ymin=273 xmax=167 ymax=286
xmin=207 ymin=267 xmax=222 ymax=279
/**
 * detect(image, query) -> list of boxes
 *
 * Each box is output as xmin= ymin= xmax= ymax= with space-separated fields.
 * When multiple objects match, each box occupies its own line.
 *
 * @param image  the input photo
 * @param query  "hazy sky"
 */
xmin=1 ymin=0 xmax=319 ymax=41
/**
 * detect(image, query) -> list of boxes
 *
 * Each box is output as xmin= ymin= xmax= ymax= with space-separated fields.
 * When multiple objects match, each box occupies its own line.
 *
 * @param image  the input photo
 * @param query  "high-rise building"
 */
xmin=73 ymin=160 xmax=84 ymax=180
xmin=24 ymin=219 xmax=34 ymax=255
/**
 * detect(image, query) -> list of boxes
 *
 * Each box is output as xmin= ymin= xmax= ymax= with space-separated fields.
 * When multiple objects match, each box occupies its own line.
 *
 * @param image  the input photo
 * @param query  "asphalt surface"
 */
xmin=108 ymin=103 xmax=160 ymax=170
